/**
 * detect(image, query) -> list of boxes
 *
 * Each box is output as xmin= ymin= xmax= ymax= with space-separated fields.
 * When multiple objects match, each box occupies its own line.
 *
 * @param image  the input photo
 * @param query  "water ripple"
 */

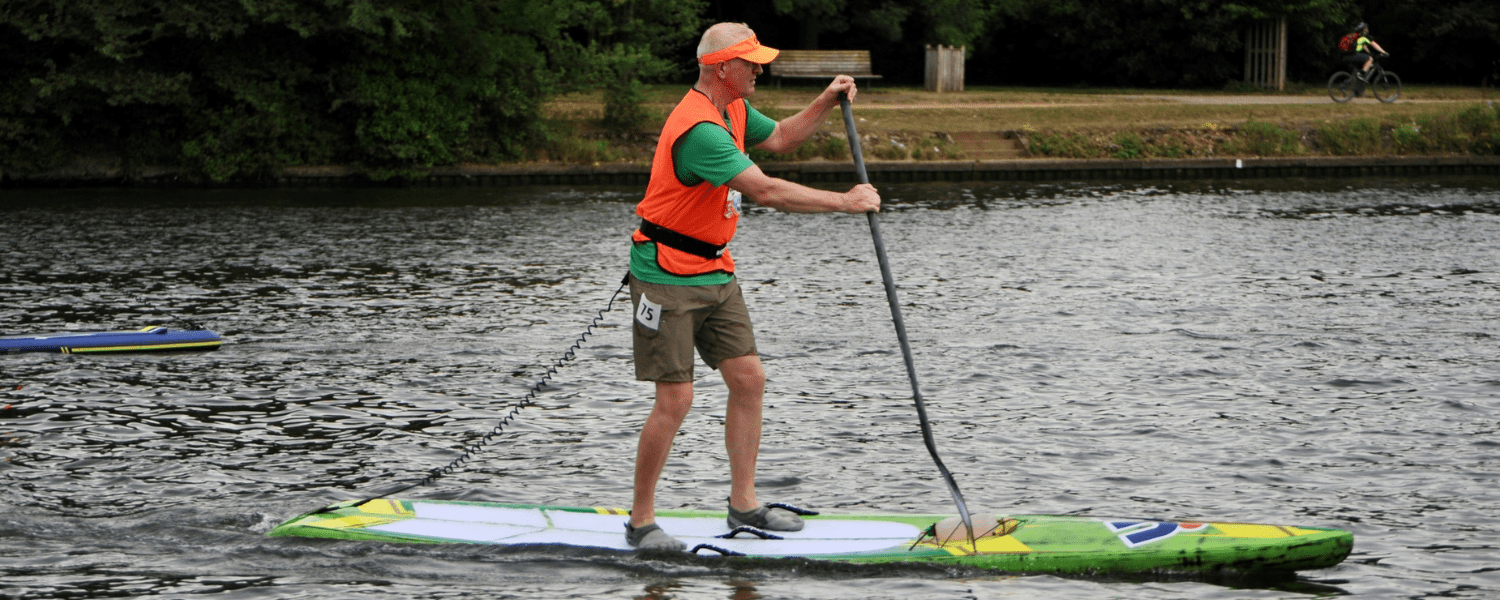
xmin=2 ymin=179 xmax=1498 ymax=598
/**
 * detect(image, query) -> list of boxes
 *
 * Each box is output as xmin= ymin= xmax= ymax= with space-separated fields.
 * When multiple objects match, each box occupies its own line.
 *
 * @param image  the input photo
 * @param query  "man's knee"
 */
xmin=653 ymin=382 xmax=694 ymax=420
xmin=719 ymin=355 xmax=765 ymax=394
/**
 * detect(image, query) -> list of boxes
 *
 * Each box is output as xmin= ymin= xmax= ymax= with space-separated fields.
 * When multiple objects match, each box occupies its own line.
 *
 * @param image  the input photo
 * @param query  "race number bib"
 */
xmin=724 ymin=189 xmax=743 ymax=219
xmin=635 ymin=293 xmax=662 ymax=333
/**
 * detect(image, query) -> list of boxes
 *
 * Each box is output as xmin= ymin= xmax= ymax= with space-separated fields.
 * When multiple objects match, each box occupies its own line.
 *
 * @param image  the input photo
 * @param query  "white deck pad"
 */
xmin=365 ymin=502 xmax=923 ymax=555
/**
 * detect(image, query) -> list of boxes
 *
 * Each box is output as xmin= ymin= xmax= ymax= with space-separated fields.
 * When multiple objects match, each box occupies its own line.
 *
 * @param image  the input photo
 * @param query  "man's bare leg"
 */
xmin=720 ymin=354 xmax=765 ymax=513
xmin=631 ymin=381 xmax=694 ymax=528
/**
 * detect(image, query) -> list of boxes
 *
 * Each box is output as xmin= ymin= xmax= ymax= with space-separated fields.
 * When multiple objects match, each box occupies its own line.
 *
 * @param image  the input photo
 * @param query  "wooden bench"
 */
xmin=769 ymin=50 xmax=882 ymax=88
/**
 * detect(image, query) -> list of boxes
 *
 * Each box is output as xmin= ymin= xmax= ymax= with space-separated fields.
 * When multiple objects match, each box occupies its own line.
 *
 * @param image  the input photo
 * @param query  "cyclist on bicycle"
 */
xmin=1343 ymin=23 xmax=1389 ymax=80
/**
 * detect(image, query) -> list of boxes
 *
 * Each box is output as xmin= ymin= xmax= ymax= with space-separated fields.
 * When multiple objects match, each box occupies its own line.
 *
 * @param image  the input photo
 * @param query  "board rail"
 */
xmin=268 ymin=498 xmax=1354 ymax=576
xmin=0 ymin=326 xmax=222 ymax=354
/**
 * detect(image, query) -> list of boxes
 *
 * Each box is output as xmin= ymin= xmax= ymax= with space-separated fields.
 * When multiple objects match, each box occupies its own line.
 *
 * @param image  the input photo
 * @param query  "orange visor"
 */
xmin=698 ymin=35 xmax=780 ymax=65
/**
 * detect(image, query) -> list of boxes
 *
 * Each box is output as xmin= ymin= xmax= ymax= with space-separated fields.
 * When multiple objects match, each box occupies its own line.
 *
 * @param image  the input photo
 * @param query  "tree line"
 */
xmin=730 ymin=0 xmax=1495 ymax=87
xmin=2 ymin=0 xmax=1495 ymax=182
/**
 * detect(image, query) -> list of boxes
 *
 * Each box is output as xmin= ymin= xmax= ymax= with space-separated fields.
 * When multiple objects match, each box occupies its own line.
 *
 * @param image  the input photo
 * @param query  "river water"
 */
xmin=1 ymin=178 xmax=1497 ymax=599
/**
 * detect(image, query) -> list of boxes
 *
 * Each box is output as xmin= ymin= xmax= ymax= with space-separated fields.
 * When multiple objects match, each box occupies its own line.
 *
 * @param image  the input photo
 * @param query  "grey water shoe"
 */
xmin=727 ymin=504 xmax=805 ymax=532
xmin=625 ymin=522 xmax=686 ymax=551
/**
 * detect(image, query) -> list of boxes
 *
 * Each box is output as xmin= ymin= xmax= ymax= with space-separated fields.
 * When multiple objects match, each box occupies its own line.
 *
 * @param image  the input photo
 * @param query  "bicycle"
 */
xmin=1328 ymin=53 xmax=1401 ymax=104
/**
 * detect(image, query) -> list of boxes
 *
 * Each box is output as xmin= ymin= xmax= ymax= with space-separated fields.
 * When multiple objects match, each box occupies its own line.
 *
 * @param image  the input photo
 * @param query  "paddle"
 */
xmin=839 ymin=94 xmax=976 ymax=545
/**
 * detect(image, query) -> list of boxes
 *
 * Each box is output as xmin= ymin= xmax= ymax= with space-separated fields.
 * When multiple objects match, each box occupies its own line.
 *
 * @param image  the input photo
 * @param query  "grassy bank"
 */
xmin=541 ymin=84 xmax=1500 ymax=163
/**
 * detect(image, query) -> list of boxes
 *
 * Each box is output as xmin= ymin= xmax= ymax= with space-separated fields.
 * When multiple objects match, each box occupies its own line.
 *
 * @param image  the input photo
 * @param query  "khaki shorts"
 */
xmin=629 ymin=275 xmax=757 ymax=382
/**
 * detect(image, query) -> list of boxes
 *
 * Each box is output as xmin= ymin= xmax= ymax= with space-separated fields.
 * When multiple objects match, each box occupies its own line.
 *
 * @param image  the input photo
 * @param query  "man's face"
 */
xmin=724 ymin=58 xmax=764 ymax=97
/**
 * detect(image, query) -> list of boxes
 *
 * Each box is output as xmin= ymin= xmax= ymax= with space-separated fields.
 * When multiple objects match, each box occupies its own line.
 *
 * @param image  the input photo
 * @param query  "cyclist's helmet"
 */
xmin=1354 ymin=22 xmax=1368 ymax=33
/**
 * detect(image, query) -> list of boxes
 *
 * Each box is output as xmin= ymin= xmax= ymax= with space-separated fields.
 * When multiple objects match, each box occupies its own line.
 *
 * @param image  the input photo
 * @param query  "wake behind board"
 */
xmin=0 ymin=326 xmax=221 ymax=354
xmin=269 ymin=499 xmax=1352 ymax=576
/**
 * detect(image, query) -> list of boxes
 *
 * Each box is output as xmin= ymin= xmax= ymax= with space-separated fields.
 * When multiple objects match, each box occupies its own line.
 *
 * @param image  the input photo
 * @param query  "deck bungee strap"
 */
xmin=690 ymin=544 xmax=744 ymax=556
xmin=718 ymin=526 xmax=782 ymax=540
xmin=639 ymin=219 xmax=726 ymax=259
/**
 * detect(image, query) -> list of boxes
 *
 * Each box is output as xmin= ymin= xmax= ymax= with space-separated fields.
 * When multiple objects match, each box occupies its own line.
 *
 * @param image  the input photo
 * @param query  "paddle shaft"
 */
xmin=839 ymin=96 xmax=975 ymax=542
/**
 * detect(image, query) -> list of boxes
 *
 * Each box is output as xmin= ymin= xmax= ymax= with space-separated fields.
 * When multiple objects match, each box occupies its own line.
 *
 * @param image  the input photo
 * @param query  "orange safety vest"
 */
xmin=632 ymin=89 xmax=748 ymax=277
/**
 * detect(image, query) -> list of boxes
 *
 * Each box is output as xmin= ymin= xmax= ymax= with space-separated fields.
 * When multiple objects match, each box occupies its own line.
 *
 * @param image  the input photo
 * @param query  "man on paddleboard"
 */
xmin=625 ymin=22 xmax=880 ymax=551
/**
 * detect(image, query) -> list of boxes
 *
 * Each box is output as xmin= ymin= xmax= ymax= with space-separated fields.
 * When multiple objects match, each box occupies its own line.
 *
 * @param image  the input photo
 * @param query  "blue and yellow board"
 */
xmin=0 ymin=326 xmax=221 ymax=354
xmin=269 ymin=499 xmax=1353 ymax=576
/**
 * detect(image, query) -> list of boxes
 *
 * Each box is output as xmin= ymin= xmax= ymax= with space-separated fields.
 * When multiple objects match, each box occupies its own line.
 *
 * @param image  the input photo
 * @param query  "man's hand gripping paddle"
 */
xmin=839 ymin=94 xmax=977 ymax=547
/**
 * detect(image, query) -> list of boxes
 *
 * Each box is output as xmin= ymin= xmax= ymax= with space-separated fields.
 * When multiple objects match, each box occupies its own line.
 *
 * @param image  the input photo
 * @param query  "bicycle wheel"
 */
xmin=1373 ymin=71 xmax=1402 ymax=103
xmin=1328 ymin=72 xmax=1355 ymax=103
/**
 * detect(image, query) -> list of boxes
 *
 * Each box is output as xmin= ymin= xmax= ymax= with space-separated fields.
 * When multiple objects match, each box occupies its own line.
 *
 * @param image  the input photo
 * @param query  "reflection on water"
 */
xmin=2 ymin=178 xmax=1498 ymax=599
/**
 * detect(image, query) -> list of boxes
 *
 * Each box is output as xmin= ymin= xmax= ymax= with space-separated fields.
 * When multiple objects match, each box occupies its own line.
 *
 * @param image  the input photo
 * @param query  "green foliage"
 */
xmin=921 ymin=0 xmax=993 ymax=47
xmin=773 ymin=0 xmax=850 ymax=49
xmin=1377 ymin=105 xmax=1500 ymax=156
xmin=912 ymin=134 xmax=964 ymax=159
xmin=0 ymin=0 xmax=576 ymax=182
xmin=739 ymin=0 xmax=1485 ymax=87
xmin=1028 ymin=132 xmax=1093 ymax=158
xmin=967 ymin=0 xmax=1353 ymax=87
xmin=1457 ymin=104 xmax=1500 ymax=154
xmin=1374 ymin=105 xmax=1500 ymax=156
xmin=1391 ymin=123 xmax=1428 ymax=154
xmin=860 ymin=1 xmax=914 ymax=43
xmin=533 ymin=119 xmax=621 ymax=163
xmin=820 ymin=135 xmax=852 ymax=160
xmin=858 ymin=133 xmax=970 ymax=160
xmin=773 ymin=0 xmax=911 ymax=48
xmin=1366 ymin=1 xmax=1500 ymax=84
xmin=1029 ymin=129 xmax=1204 ymax=159
xmin=345 ymin=54 xmax=470 ymax=179
xmin=566 ymin=0 xmax=704 ymax=134
xmin=1015 ymin=106 xmax=1500 ymax=160
xmin=0 ymin=114 xmax=67 ymax=173
xmin=8 ymin=1 xmax=1499 ymax=181
xmin=1456 ymin=105 xmax=1499 ymax=135
xmin=748 ymin=132 xmax=852 ymax=161
xmin=1419 ymin=114 xmax=1469 ymax=153
xmin=1227 ymin=122 xmax=1302 ymax=156
xmin=1145 ymin=138 xmax=1187 ymax=158
xmin=746 ymin=147 xmax=776 ymax=162
xmin=1315 ymin=118 xmax=1382 ymax=155
xmin=1391 ymin=113 xmax=1465 ymax=155
xmin=601 ymin=78 xmax=653 ymax=134
xmin=1140 ymin=130 xmax=1213 ymax=158
xmin=869 ymin=143 xmax=907 ymax=160
xmin=1112 ymin=131 xmax=1144 ymax=159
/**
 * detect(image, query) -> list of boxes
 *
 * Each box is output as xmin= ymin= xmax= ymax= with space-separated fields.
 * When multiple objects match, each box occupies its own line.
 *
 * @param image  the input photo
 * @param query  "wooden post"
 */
xmin=1277 ymin=18 xmax=1287 ymax=91
xmin=925 ymin=45 xmax=938 ymax=92
xmin=1244 ymin=28 xmax=1252 ymax=86
xmin=925 ymin=45 xmax=965 ymax=93
xmin=1244 ymin=19 xmax=1287 ymax=90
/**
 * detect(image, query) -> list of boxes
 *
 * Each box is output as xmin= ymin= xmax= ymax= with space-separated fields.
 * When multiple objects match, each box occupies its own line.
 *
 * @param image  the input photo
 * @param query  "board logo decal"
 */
xmin=1104 ymin=520 xmax=1208 ymax=548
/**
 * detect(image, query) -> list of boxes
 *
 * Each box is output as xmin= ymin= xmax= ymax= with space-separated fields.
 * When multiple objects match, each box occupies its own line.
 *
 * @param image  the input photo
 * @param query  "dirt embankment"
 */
xmin=547 ymin=86 xmax=1498 ymax=163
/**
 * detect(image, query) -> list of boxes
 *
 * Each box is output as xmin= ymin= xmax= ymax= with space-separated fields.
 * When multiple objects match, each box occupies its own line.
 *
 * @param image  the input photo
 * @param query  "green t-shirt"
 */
xmin=631 ymin=100 xmax=777 ymax=286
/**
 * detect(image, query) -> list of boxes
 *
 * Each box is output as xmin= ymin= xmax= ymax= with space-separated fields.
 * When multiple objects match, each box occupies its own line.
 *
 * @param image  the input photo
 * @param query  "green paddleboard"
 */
xmin=268 ymin=499 xmax=1352 ymax=576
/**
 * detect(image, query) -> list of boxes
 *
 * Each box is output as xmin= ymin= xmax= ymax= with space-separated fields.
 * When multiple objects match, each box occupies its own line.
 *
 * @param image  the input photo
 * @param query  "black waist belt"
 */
xmin=639 ymin=219 xmax=726 ymax=260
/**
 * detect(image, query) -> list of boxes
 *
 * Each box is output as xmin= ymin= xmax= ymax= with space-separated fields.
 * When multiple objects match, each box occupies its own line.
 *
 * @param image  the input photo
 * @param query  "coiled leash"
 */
xmin=319 ymin=273 xmax=631 ymax=512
